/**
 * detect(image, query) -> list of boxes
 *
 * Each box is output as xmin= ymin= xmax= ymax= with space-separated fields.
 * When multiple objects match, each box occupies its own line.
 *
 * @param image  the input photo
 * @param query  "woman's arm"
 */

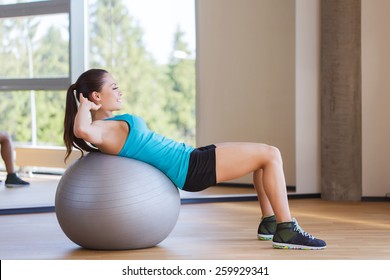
xmin=73 ymin=94 xmax=103 ymax=145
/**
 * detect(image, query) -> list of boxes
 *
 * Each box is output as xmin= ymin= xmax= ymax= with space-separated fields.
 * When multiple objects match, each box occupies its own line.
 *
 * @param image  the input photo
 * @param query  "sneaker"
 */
xmin=257 ymin=215 xmax=276 ymax=240
xmin=5 ymin=173 xmax=30 ymax=188
xmin=272 ymin=218 xmax=326 ymax=250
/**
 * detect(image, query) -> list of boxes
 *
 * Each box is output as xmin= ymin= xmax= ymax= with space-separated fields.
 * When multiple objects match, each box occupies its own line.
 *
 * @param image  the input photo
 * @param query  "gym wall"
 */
xmin=196 ymin=0 xmax=390 ymax=198
xmin=196 ymin=0 xmax=296 ymax=187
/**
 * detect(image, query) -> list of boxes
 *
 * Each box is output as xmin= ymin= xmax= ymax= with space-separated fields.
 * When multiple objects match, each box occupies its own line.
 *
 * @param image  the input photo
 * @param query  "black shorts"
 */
xmin=182 ymin=144 xmax=217 ymax=192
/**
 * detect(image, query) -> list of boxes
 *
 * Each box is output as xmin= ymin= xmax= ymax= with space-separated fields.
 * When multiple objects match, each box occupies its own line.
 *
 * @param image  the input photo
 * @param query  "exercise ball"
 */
xmin=55 ymin=152 xmax=180 ymax=250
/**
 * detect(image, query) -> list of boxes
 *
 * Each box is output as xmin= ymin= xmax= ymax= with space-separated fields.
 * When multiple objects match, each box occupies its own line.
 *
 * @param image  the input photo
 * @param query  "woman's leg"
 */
xmin=0 ymin=131 xmax=15 ymax=174
xmin=253 ymin=170 xmax=274 ymax=218
xmin=215 ymin=142 xmax=291 ymax=223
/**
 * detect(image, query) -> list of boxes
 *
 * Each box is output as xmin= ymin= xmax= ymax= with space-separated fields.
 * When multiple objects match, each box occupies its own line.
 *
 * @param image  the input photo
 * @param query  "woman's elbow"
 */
xmin=73 ymin=125 xmax=87 ymax=140
xmin=73 ymin=125 xmax=100 ymax=145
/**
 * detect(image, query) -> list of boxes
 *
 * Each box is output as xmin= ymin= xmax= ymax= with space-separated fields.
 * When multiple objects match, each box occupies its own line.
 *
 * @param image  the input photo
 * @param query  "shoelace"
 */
xmin=292 ymin=218 xmax=315 ymax=240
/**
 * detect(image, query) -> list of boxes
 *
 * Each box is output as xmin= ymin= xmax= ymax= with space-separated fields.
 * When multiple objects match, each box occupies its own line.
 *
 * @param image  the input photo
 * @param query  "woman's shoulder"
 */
xmin=103 ymin=114 xmax=146 ymax=128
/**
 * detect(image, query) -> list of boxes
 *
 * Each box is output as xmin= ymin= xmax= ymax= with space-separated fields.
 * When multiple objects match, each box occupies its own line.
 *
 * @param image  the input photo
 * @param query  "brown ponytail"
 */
xmin=63 ymin=69 xmax=108 ymax=162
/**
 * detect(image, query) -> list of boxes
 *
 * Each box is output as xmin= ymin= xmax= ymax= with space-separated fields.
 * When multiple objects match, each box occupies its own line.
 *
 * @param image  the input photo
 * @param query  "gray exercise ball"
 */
xmin=55 ymin=152 xmax=180 ymax=250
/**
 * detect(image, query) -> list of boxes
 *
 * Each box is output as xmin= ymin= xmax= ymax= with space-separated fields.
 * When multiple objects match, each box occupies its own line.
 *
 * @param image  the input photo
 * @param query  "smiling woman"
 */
xmin=62 ymin=68 xmax=327 ymax=250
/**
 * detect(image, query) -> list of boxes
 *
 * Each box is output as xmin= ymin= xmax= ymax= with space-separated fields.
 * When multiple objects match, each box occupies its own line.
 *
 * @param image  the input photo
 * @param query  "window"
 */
xmin=0 ymin=0 xmax=196 ymax=147
xmin=0 ymin=0 xmax=70 ymax=145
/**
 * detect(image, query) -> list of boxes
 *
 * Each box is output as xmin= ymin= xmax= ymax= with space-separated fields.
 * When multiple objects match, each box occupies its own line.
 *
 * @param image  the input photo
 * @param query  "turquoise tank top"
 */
xmin=104 ymin=114 xmax=195 ymax=189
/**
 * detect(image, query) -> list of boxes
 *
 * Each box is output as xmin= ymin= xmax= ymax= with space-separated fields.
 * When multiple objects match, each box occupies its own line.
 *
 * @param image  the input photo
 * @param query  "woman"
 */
xmin=64 ymin=69 xmax=326 ymax=250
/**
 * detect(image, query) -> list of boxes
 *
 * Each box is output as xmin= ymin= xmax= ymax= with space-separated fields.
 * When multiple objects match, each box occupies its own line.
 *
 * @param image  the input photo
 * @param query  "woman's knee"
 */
xmin=261 ymin=145 xmax=283 ymax=166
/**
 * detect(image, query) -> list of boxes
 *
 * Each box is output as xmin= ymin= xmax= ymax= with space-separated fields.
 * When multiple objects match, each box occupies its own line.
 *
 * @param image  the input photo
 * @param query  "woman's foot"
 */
xmin=5 ymin=173 xmax=30 ymax=188
xmin=272 ymin=218 xmax=326 ymax=250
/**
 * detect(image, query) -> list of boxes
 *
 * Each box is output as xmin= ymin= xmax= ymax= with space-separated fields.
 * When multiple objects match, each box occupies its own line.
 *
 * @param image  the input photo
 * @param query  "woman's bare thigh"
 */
xmin=214 ymin=142 xmax=275 ymax=183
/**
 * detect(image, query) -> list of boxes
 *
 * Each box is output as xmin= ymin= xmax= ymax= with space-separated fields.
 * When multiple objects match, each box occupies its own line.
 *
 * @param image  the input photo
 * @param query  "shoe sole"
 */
xmin=5 ymin=184 xmax=29 ymax=188
xmin=257 ymin=234 xmax=273 ymax=241
xmin=273 ymin=242 xmax=326 ymax=250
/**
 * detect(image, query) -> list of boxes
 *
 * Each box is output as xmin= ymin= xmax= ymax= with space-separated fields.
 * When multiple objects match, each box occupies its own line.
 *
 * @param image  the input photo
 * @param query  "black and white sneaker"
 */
xmin=272 ymin=218 xmax=326 ymax=250
xmin=5 ymin=173 xmax=30 ymax=188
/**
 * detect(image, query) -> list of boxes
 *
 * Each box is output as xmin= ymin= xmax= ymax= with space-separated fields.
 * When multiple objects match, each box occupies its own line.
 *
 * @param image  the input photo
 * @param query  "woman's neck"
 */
xmin=91 ymin=110 xmax=114 ymax=121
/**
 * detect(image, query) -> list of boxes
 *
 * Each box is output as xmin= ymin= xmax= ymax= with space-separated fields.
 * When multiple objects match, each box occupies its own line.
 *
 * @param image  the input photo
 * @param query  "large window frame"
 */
xmin=0 ymin=0 xmax=87 ymax=149
xmin=2 ymin=0 xmax=62 ymax=91
xmin=0 ymin=0 xmax=87 ymax=91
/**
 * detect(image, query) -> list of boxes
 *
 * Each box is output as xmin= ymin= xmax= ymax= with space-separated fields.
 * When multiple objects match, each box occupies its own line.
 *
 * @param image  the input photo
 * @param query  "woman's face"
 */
xmin=97 ymin=73 xmax=122 ymax=111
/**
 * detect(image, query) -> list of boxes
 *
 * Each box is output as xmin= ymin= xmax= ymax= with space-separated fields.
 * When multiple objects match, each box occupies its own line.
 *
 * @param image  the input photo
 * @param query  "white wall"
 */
xmin=196 ymin=0 xmax=390 ymax=197
xmin=295 ymin=0 xmax=321 ymax=194
xmin=196 ymin=0 xmax=296 ymax=186
xmin=362 ymin=0 xmax=390 ymax=197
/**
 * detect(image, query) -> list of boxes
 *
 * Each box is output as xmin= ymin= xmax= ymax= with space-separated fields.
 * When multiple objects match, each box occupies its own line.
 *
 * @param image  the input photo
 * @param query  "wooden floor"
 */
xmin=1 ymin=198 xmax=389 ymax=260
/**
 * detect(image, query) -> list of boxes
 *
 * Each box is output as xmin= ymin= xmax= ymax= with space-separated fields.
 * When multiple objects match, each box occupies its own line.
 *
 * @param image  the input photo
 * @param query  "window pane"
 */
xmin=0 ymin=13 xmax=69 ymax=79
xmin=0 ymin=91 xmax=31 ymax=145
xmin=0 ymin=90 xmax=66 ymax=146
xmin=88 ymin=0 xmax=196 ymax=146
